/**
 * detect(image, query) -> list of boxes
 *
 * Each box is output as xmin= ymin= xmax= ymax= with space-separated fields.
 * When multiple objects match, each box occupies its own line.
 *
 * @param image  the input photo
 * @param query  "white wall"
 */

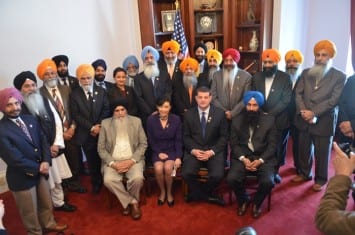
xmin=273 ymin=0 xmax=351 ymax=73
xmin=0 ymin=0 xmax=142 ymax=88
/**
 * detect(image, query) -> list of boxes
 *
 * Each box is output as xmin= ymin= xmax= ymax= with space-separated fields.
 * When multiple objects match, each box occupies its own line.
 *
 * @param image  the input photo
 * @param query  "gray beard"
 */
xmin=127 ymin=71 xmax=137 ymax=77
xmin=286 ymin=67 xmax=299 ymax=76
xmin=23 ymin=92 xmax=48 ymax=116
xmin=45 ymin=78 xmax=58 ymax=88
xmin=183 ymin=75 xmax=198 ymax=89
xmin=308 ymin=64 xmax=327 ymax=80
xmin=223 ymin=67 xmax=237 ymax=90
xmin=165 ymin=57 xmax=177 ymax=65
xmin=208 ymin=67 xmax=219 ymax=82
xmin=114 ymin=116 xmax=128 ymax=138
xmin=143 ymin=63 xmax=160 ymax=78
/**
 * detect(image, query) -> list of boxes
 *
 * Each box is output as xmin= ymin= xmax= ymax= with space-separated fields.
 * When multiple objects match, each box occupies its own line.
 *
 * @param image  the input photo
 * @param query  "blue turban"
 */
xmin=92 ymin=59 xmax=107 ymax=70
xmin=243 ymin=91 xmax=265 ymax=107
xmin=141 ymin=46 xmax=159 ymax=61
xmin=122 ymin=55 xmax=139 ymax=70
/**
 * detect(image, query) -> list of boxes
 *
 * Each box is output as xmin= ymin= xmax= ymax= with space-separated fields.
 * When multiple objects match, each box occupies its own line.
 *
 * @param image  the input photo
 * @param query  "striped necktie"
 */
xmin=16 ymin=119 xmax=32 ymax=141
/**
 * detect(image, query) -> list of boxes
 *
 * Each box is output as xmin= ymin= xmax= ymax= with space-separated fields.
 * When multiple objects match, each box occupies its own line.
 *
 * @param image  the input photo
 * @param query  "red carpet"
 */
xmin=2 ymin=145 xmax=354 ymax=235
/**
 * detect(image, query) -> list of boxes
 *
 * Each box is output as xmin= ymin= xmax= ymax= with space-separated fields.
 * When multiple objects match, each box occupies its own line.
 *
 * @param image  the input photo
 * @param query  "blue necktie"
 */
xmin=201 ymin=111 xmax=206 ymax=137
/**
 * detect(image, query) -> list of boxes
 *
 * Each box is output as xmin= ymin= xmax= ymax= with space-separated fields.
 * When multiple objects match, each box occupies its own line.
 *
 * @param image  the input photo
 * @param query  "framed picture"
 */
xmin=161 ymin=10 xmax=176 ymax=32
xmin=196 ymin=12 xmax=217 ymax=34
xmin=202 ymin=39 xmax=218 ymax=51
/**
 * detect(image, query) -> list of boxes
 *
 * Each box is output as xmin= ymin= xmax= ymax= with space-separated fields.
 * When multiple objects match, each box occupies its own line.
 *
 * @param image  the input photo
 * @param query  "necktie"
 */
xmin=62 ymin=78 xmax=68 ymax=86
xmin=52 ymin=88 xmax=65 ymax=121
xmin=99 ymin=82 xmax=106 ymax=89
xmin=87 ymin=91 xmax=94 ymax=119
xmin=16 ymin=119 xmax=32 ymax=141
xmin=201 ymin=111 xmax=206 ymax=137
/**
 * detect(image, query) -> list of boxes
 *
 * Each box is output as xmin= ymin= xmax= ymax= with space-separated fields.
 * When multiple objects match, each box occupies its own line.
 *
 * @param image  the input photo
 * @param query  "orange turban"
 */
xmin=206 ymin=49 xmax=222 ymax=65
xmin=285 ymin=50 xmax=304 ymax=64
xmin=36 ymin=59 xmax=57 ymax=80
xmin=262 ymin=49 xmax=281 ymax=63
xmin=179 ymin=58 xmax=199 ymax=73
xmin=162 ymin=40 xmax=180 ymax=54
xmin=313 ymin=40 xmax=336 ymax=58
xmin=76 ymin=64 xmax=95 ymax=79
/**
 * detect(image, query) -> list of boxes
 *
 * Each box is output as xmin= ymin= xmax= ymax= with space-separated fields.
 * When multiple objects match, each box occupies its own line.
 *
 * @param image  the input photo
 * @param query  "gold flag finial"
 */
xmin=175 ymin=0 xmax=180 ymax=10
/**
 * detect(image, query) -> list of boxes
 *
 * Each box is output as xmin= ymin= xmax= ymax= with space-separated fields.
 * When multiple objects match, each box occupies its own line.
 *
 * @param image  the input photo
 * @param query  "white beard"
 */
xmin=223 ymin=67 xmax=237 ymax=90
xmin=23 ymin=91 xmax=48 ymax=116
xmin=183 ymin=75 xmax=198 ymax=89
xmin=45 ymin=78 xmax=58 ymax=88
xmin=143 ymin=63 xmax=160 ymax=78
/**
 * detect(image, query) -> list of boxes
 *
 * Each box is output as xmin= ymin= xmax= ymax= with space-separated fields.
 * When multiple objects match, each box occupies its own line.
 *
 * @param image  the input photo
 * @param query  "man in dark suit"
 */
xmin=134 ymin=45 xmax=172 ymax=127
xmin=158 ymin=40 xmax=182 ymax=81
xmin=52 ymin=54 xmax=79 ymax=89
xmin=0 ymin=87 xmax=67 ymax=234
xmin=172 ymin=57 xmax=199 ymax=118
xmin=251 ymin=49 xmax=292 ymax=183
xmin=70 ymin=64 xmax=111 ymax=194
xmin=293 ymin=40 xmax=346 ymax=192
xmin=193 ymin=42 xmax=209 ymax=75
xmin=226 ymin=91 xmax=277 ymax=218
xmin=91 ymin=59 xmax=114 ymax=91
xmin=182 ymin=86 xmax=228 ymax=206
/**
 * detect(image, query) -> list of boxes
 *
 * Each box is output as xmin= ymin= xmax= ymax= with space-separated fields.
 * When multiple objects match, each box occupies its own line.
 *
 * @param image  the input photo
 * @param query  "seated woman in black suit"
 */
xmin=107 ymin=67 xmax=138 ymax=116
xmin=146 ymin=97 xmax=182 ymax=207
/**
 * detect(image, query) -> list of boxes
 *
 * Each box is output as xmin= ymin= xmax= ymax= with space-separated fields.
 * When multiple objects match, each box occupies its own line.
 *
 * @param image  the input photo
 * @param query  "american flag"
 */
xmin=172 ymin=10 xmax=189 ymax=59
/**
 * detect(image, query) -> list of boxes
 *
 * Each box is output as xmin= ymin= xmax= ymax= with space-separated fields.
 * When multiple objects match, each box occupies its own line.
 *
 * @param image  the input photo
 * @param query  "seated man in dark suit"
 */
xmin=227 ymin=91 xmax=277 ymax=218
xmin=182 ymin=86 xmax=228 ymax=206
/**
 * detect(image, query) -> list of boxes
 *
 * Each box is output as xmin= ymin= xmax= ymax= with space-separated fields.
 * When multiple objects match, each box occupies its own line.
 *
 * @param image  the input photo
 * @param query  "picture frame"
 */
xmin=161 ymin=10 xmax=176 ymax=32
xmin=202 ymin=39 xmax=218 ymax=51
xmin=196 ymin=12 xmax=217 ymax=34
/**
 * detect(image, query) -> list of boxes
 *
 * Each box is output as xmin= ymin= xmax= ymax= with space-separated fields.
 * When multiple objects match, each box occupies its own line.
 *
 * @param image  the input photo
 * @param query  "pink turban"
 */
xmin=0 ymin=88 xmax=23 ymax=112
xmin=222 ymin=48 xmax=241 ymax=63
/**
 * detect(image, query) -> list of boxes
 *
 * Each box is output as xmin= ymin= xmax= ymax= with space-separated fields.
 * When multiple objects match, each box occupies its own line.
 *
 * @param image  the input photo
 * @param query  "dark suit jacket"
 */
xmin=338 ymin=75 xmax=355 ymax=132
xmin=134 ymin=71 xmax=172 ymax=122
xmin=107 ymin=85 xmax=138 ymax=116
xmin=0 ymin=115 xmax=51 ymax=191
xmin=294 ymin=67 xmax=346 ymax=136
xmin=158 ymin=58 xmax=182 ymax=81
xmin=172 ymin=74 xmax=198 ymax=118
xmin=252 ymin=70 xmax=292 ymax=130
xmin=230 ymin=111 xmax=277 ymax=165
xmin=183 ymin=105 xmax=228 ymax=154
xmin=40 ymin=84 xmax=73 ymax=128
xmin=70 ymin=84 xmax=110 ymax=145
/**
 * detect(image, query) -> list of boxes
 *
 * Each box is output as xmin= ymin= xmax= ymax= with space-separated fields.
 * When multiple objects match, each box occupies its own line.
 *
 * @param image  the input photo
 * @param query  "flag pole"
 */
xmin=175 ymin=0 xmax=179 ymax=11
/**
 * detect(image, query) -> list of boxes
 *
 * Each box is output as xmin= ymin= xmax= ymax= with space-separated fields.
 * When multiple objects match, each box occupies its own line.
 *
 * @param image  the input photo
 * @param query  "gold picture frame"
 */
xmin=202 ymin=39 xmax=218 ymax=51
xmin=161 ymin=10 xmax=176 ymax=32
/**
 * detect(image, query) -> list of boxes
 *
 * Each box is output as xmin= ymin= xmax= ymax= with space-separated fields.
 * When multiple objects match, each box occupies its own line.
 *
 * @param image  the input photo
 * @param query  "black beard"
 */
xmin=246 ymin=110 xmax=260 ymax=126
xmin=57 ymin=70 xmax=69 ymax=78
xmin=263 ymin=65 xmax=278 ymax=77
xmin=95 ymin=74 xmax=105 ymax=82
xmin=195 ymin=55 xmax=205 ymax=63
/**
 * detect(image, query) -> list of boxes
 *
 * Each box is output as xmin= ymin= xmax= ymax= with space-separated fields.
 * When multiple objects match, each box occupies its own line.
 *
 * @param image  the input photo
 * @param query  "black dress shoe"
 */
xmin=207 ymin=195 xmax=225 ymax=207
xmin=167 ymin=200 xmax=175 ymax=207
xmin=237 ymin=200 xmax=250 ymax=216
xmin=157 ymin=198 xmax=165 ymax=206
xmin=54 ymin=203 xmax=77 ymax=212
xmin=274 ymin=174 xmax=282 ymax=184
xmin=252 ymin=204 xmax=262 ymax=218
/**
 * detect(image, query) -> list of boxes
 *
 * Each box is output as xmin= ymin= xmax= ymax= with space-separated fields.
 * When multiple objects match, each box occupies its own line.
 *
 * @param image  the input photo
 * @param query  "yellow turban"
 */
xmin=206 ymin=49 xmax=222 ymax=65
xmin=76 ymin=64 xmax=95 ymax=79
xmin=314 ymin=40 xmax=336 ymax=58
xmin=36 ymin=59 xmax=57 ymax=80
xmin=179 ymin=58 xmax=199 ymax=73
xmin=262 ymin=49 xmax=281 ymax=63
xmin=162 ymin=40 xmax=180 ymax=54
xmin=285 ymin=50 xmax=304 ymax=64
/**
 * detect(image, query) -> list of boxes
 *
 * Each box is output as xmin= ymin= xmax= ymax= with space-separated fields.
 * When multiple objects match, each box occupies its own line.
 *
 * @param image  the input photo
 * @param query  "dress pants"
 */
xmin=297 ymin=131 xmax=332 ymax=185
xmin=182 ymin=152 xmax=224 ymax=200
xmin=12 ymin=176 xmax=57 ymax=235
xmin=82 ymin=136 xmax=103 ymax=189
xmin=226 ymin=159 xmax=274 ymax=208
xmin=275 ymin=128 xmax=290 ymax=171
xmin=103 ymin=161 xmax=144 ymax=209
xmin=63 ymin=139 xmax=82 ymax=187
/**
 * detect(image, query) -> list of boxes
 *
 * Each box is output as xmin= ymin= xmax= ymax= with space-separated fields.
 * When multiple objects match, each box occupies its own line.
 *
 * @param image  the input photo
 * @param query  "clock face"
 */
xmin=200 ymin=16 xmax=213 ymax=29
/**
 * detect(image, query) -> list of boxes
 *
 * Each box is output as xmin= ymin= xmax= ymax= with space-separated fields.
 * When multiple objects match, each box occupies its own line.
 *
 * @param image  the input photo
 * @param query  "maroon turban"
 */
xmin=222 ymin=48 xmax=241 ymax=63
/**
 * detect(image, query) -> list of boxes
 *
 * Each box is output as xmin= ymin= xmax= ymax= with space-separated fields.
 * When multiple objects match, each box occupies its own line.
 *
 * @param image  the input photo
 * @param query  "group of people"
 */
xmin=0 ymin=37 xmax=353 ymax=234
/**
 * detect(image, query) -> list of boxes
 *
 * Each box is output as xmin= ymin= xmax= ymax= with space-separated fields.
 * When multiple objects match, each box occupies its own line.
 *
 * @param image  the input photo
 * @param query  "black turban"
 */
xmin=92 ymin=59 xmax=107 ymax=70
xmin=52 ymin=55 xmax=69 ymax=67
xmin=193 ymin=42 xmax=207 ymax=54
xmin=13 ymin=71 xmax=37 ymax=90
